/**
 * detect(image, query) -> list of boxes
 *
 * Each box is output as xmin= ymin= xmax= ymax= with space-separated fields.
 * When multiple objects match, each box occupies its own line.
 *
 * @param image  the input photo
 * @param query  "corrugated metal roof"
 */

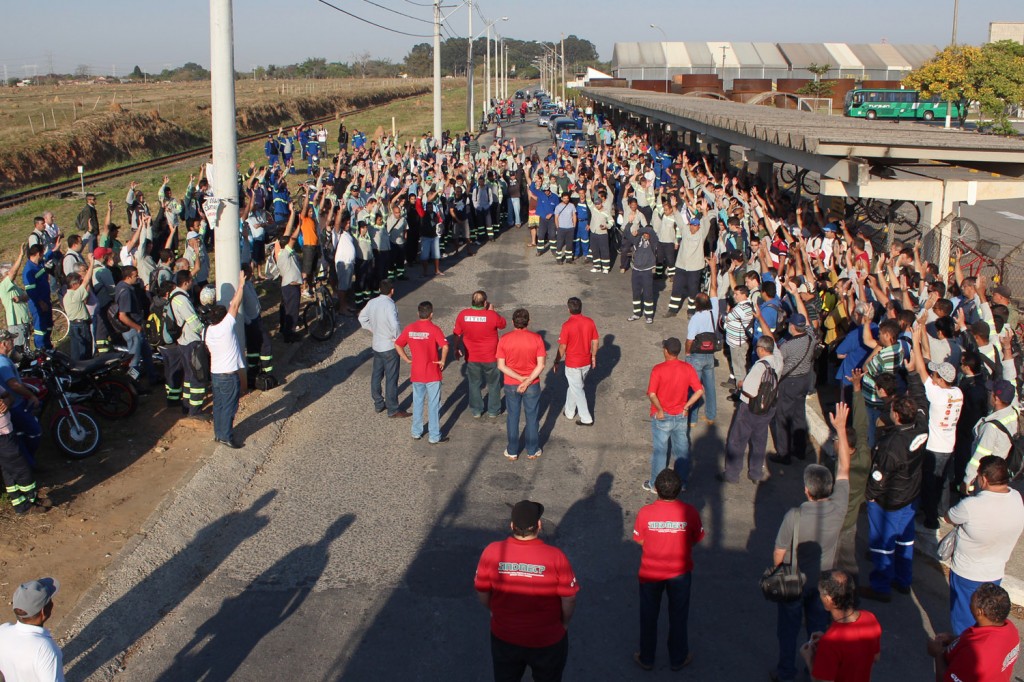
xmin=871 ymin=43 xmax=913 ymax=70
xmin=824 ymin=43 xmax=863 ymax=70
xmin=778 ymin=43 xmax=834 ymax=69
xmin=847 ymin=44 xmax=889 ymax=70
xmin=706 ymin=42 xmax=741 ymax=68
xmin=684 ymin=42 xmax=714 ymax=67
xmin=663 ymin=42 xmax=692 ymax=68
xmin=895 ymin=44 xmax=940 ymax=69
xmin=731 ymin=42 xmax=765 ymax=68
xmin=753 ymin=42 xmax=789 ymax=69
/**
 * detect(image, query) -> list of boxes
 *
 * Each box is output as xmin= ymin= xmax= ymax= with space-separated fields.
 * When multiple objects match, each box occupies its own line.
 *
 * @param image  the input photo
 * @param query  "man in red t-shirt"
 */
xmin=929 ymin=582 xmax=1020 ymax=682
xmin=632 ymin=469 xmax=704 ymax=672
xmin=800 ymin=569 xmax=882 ymax=682
xmin=645 ymin=337 xmax=704 ymax=493
xmin=475 ymin=500 xmax=579 ymax=682
xmin=497 ymin=308 xmax=547 ymax=460
xmin=453 ymin=290 xmax=507 ymax=419
xmin=395 ymin=301 xmax=449 ymax=444
xmin=553 ymin=297 xmax=599 ymax=426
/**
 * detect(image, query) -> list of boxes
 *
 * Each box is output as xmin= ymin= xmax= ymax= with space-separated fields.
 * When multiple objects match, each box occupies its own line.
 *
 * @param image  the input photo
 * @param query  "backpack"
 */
xmin=764 ymin=300 xmax=788 ymax=339
xmin=745 ymin=360 xmax=779 ymax=416
xmin=987 ymin=414 xmax=1024 ymax=481
xmin=191 ymin=328 xmax=211 ymax=385
xmin=149 ymin=265 xmax=171 ymax=293
xmin=161 ymin=291 xmax=188 ymax=344
xmin=980 ymin=347 xmax=1004 ymax=382
xmin=105 ymin=300 xmax=130 ymax=335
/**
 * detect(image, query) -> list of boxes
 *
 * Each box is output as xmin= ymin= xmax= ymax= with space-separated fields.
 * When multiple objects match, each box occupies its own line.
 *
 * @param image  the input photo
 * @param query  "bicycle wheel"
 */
xmin=303 ymin=302 xmax=334 ymax=341
xmin=800 ymin=171 xmax=820 ymax=195
xmin=51 ymin=308 xmax=70 ymax=346
xmin=952 ymin=217 xmax=980 ymax=250
xmin=893 ymin=202 xmax=922 ymax=230
xmin=864 ymin=200 xmax=890 ymax=224
xmin=779 ymin=163 xmax=798 ymax=185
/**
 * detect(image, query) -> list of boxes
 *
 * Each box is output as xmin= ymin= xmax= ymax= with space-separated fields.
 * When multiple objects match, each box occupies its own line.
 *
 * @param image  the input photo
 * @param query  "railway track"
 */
xmin=0 ymin=92 xmax=425 ymax=211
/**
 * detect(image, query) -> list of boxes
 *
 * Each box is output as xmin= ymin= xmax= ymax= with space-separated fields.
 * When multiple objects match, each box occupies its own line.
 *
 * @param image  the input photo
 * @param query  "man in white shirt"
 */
xmin=358 ymin=280 xmax=410 ymax=418
xmin=911 ymin=329 xmax=965 ymax=529
xmin=332 ymin=212 xmax=357 ymax=315
xmin=0 ymin=577 xmax=64 ymax=682
xmin=205 ymin=271 xmax=247 ymax=449
xmin=945 ymin=456 xmax=1024 ymax=635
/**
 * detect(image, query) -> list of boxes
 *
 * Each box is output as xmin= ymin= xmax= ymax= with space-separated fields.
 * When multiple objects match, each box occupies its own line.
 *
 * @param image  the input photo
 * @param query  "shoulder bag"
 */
xmin=760 ymin=508 xmax=806 ymax=602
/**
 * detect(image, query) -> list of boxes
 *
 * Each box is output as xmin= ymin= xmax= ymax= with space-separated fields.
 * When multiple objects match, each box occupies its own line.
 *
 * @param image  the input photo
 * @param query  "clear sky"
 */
xmin=1 ymin=0 xmax=1019 ymax=76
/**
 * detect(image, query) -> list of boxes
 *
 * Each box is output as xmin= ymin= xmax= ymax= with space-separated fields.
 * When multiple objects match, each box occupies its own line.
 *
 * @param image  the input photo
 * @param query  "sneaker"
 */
xmin=575 ymin=419 xmax=594 ymax=427
xmin=633 ymin=652 xmax=654 ymax=671
xmin=503 ymin=449 xmax=519 ymax=461
xmin=642 ymin=480 xmax=656 ymax=494
xmin=472 ymin=412 xmax=483 ymax=419
xmin=486 ymin=412 xmax=502 ymax=419
xmin=627 ymin=314 xmax=642 ymax=322
xmin=603 ymin=269 xmax=610 ymax=274
xmin=590 ymin=267 xmax=601 ymax=273
xmin=428 ymin=436 xmax=451 ymax=444
xmin=645 ymin=317 xmax=653 ymax=324
xmin=526 ymin=449 xmax=542 ymax=460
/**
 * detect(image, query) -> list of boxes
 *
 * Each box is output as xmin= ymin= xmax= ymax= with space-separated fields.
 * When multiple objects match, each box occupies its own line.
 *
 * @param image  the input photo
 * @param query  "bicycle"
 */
xmin=302 ymin=275 xmax=336 ymax=342
xmin=778 ymin=163 xmax=820 ymax=195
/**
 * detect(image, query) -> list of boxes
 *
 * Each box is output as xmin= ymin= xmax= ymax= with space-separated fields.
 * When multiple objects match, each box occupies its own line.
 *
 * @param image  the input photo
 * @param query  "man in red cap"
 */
xmin=475 ymin=500 xmax=579 ymax=681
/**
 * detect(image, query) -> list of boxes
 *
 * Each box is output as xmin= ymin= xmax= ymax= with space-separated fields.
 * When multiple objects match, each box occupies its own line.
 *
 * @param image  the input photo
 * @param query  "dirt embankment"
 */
xmin=0 ymin=84 xmax=429 ymax=192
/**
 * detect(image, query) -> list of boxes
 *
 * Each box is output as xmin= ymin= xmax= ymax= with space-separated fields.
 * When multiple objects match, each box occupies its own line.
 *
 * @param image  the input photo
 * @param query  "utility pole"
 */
xmin=945 ymin=0 xmax=959 ymax=129
xmin=485 ymin=25 xmax=491 ymax=114
xmin=209 ymin=0 xmax=241 ymax=311
xmin=560 ymin=34 xmax=566 ymax=102
xmin=432 ymin=0 xmax=442 ymax=141
xmin=466 ymin=0 xmax=474 ymax=132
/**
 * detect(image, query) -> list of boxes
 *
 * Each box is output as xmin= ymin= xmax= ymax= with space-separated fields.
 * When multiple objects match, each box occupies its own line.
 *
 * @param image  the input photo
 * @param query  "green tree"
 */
xmin=797 ymin=63 xmax=836 ymax=98
xmin=903 ymin=45 xmax=978 ymax=127
xmin=130 ymin=65 xmax=144 ymax=79
xmin=404 ymin=43 xmax=433 ymax=78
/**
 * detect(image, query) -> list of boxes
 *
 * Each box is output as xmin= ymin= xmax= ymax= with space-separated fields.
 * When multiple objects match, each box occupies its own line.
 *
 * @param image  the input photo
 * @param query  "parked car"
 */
xmin=549 ymin=116 xmax=580 ymax=140
xmin=558 ymin=129 xmax=588 ymax=156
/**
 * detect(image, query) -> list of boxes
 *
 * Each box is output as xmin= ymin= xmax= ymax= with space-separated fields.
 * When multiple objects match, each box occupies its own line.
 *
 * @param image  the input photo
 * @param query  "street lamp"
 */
xmin=650 ymin=24 xmax=668 ymax=92
xmin=467 ymin=14 xmax=507 ymax=132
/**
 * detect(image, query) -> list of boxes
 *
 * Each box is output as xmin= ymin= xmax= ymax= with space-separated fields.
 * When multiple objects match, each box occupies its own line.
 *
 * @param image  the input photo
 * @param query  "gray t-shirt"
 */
xmin=775 ymin=479 xmax=850 ymax=585
xmin=948 ymin=488 xmax=1024 ymax=582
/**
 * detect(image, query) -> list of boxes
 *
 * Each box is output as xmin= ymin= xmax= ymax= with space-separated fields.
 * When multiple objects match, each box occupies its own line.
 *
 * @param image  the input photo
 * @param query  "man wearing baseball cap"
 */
xmin=0 ymin=577 xmax=64 ymax=681
xmin=963 ymin=379 xmax=1019 ymax=492
xmin=475 ymin=500 xmax=579 ymax=681
xmin=909 ymin=327 xmax=964 ymax=529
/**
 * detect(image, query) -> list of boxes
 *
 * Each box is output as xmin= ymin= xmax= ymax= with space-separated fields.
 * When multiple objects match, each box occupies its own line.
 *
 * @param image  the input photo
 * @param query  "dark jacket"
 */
xmin=625 ymin=225 xmax=659 ymax=271
xmin=866 ymin=420 xmax=928 ymax=510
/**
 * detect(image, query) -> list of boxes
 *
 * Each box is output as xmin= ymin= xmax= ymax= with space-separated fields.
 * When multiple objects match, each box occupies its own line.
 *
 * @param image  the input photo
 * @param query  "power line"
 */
xmin=402 ymin=0 xmax=434 ymax=5
xmin=356 ymin=0 xmax=431 ymax=24
xmin=315 ymin=0 xmax=432 ymax=38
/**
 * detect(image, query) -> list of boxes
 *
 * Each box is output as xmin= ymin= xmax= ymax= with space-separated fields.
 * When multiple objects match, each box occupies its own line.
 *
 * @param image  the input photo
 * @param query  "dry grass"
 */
xmin=0 ymin=79 xmax=530 ymax=267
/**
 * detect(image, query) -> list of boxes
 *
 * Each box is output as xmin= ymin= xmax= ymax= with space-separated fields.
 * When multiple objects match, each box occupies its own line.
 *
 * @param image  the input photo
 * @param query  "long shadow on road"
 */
xmin=63 ymin=491 xmax=277 ymax=680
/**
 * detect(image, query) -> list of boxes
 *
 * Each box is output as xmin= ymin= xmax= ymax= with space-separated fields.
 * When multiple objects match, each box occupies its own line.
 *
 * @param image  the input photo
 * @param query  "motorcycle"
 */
xmin=19 ymin=350 xmax=137 ymax=458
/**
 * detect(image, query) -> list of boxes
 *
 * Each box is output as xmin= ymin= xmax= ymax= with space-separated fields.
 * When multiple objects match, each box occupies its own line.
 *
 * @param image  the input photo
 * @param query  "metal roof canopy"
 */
xmin=582 ymin=88 xmax=1024 ymax=180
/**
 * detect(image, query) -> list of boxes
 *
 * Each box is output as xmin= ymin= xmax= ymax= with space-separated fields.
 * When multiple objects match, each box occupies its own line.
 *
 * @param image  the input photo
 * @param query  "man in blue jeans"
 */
xmin=204 ymin=271 xmax=247 ymax=448
xmin=770 ymin=401 xmax=852 ymax=682
xmin=497 ymin=308 xmax=546 ymax=460
xmin=684 ymin=292 xmax=719 ymax=426
xmin=358 ymin=280 xmax=410 ymax=419
xmin=114 ymin=267 xmax=159 ymax=390
xmin=645 ymin=338 xmax=704 ymax=494
xmin=396 ymin=301 xmax=450 ymax=445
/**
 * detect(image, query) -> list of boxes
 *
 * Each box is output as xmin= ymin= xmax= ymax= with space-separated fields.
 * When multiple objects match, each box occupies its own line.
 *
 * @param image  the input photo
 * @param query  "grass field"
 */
xmin=0 ymin=78 xmax=530 ymax=268
xmin=0 ymin=78 xmax=420 ymax=150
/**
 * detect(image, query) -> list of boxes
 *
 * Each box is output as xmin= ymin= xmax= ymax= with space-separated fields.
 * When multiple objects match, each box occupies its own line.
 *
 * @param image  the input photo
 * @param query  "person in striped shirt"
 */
xmin=861 ymin=319 xmax=904 ymax=450
xmin=723 ymin=285 xmax=755 ymax=398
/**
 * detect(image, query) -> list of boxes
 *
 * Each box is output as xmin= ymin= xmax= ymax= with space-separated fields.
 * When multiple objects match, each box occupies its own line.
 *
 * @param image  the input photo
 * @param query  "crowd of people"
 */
xmin=3 ymin=91 xmax=1024 ymax=682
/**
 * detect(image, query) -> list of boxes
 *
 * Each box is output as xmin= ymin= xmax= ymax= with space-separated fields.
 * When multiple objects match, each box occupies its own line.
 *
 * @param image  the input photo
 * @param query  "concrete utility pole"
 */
xmin=432 ymin=0 xmax=442 ymax=141
xmin=209 ymin=0 xmax=241 ymax=309
xmin=945 ymin=0 xmax=959 ymax=129
xmin=485 ymin=24 xmax=491 ymax=113
xmin=560 ymin=34 xmax=566 ymax=102
xmin=466 ymin=0 xmax=474 ymax=132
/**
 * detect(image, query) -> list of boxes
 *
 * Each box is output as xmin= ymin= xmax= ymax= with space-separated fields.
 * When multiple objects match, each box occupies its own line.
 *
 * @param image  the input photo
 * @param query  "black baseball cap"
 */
xmin=511 ymin=500 xmax=544 ymax=531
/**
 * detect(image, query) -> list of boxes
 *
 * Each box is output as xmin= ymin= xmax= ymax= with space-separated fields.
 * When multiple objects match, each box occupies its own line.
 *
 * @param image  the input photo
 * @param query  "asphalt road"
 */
xmin=60 ymin=114 xmax=1024 ymax=681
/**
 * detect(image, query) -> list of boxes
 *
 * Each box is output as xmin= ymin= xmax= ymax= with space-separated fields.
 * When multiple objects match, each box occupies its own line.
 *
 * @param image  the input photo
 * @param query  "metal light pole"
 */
xmin=485 ymin=25 xmax=491 ymax=113
xmin=209 ymin=0 xmax=240 ymax=309
xmin=560 ymin=34 xmax=566 ymax=102
xmin=432 ymin=0 xmax=443 ymax=140
xmin=466 ymin=0 xmax=473 ymax=132
xmin=650 ymin=24 xmax=669 ymax=93
xmin=945 ymin=0 xmax=960 ymax=129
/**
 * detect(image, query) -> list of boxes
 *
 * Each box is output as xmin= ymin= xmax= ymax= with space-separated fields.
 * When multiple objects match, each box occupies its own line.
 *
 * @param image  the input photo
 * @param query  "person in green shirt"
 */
xmin=62 ymin=254 xmax=95 ymax=361
xmin=0 ymin=246 xmax=33 ymax=350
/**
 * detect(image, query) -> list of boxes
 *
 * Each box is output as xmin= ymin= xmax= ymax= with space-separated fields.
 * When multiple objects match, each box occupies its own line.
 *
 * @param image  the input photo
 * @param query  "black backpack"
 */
xmin=161 ymin=291 xmax=188 ymax=344
xmin=987 ymin=414 xmax=1024 ymax=481
xmin=746 ymin=360 xmax=779 ymax=416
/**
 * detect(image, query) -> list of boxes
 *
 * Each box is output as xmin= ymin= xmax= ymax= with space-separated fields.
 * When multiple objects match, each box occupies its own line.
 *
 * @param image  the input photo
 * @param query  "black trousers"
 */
xmin=280 ymin=283 xmax=300 ymax=339
xmin=631 ymin=268 xmax=655 ymax=318
xmin=491 ymin=633 xmax=568 ymax=682
xmin=590 ymin=232 xmax=611 ymax=269
xmin=770 ymin=372 xmax=811 ymax=460
xmin=555 ymin=228 xmax=574 ymax=260
xmin=0 ymin=432 xmax=36 ymax=511
xmin=668 ymin=268 xmax=702 ymax=312
xmin=655 ymin=242 xmax=676 ymax=277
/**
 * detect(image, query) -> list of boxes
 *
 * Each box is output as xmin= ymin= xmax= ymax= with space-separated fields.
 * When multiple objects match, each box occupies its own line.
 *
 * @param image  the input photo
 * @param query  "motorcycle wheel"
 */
xmin=53 ymin=409 xmax=101 ymax=459
xmin=92 ymin=376 xmax=139 ymax=419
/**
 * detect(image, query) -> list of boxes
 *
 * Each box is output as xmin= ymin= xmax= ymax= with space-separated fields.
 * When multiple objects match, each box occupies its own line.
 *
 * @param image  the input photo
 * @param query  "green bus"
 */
xmin=844 ymin=89 xmax=961 ymax=121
